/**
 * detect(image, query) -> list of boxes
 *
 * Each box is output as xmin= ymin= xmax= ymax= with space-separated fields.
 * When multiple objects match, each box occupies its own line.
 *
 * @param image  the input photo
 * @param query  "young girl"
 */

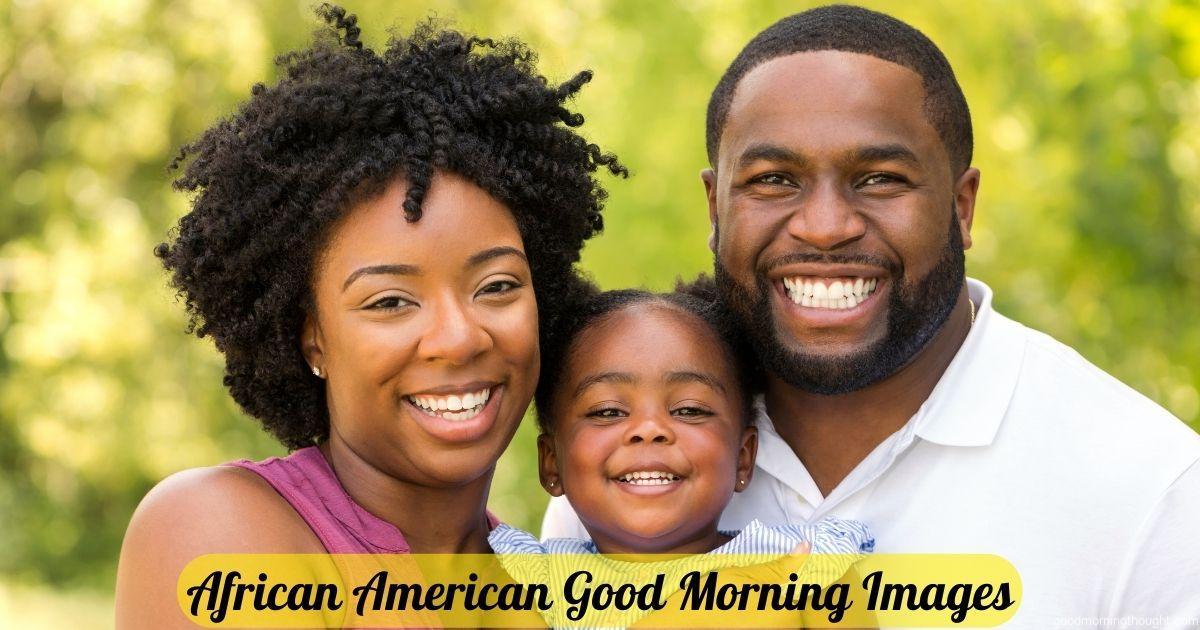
xmin=489 ymin=284 xmax=874 ymax=626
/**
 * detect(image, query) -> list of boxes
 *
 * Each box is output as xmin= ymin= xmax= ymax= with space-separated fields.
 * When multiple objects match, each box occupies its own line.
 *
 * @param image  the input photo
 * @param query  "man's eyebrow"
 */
xmin=736 ymin=143 xmax=809 ymax=169
xmin=664 ymin=370 xmax=727 ymax=393
xmin=467 ymin=246 xmax=527 ymax=268
xmin=573 ymin=371 xmax=637 ymax=397
xmin=850 ymin=143 xmax=921 ymax=167
xmin=342 ymin=264 xmax=419 ymax=292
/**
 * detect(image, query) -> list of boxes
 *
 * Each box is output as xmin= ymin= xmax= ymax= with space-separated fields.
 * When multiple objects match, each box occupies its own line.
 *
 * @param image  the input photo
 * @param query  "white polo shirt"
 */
xmin=540 ymin=278 xmax=1200 ymax=628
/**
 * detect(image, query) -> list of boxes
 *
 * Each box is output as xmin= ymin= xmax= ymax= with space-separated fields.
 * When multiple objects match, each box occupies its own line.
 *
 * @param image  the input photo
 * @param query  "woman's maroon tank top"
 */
xmin=229 ymin=446 xmax=499 ymax=553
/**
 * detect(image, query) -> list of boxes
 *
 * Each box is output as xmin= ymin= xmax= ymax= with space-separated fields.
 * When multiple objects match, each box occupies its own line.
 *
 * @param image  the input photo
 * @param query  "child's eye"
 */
xmin=672 ymin=406 xmax=714 ymax=419
xmin=586 ymin=407 xmax=627 ymax=420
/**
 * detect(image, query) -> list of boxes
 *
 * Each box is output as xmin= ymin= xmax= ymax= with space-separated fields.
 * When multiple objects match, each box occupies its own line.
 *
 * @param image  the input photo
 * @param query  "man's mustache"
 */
xmin=759 ymin=252 xmax=901 ymax=277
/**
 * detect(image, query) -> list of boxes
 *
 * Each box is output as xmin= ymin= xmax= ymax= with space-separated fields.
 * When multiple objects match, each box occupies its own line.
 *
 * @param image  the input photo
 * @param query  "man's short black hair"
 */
xmin=705 ymin=4 xmax=973 ymax=175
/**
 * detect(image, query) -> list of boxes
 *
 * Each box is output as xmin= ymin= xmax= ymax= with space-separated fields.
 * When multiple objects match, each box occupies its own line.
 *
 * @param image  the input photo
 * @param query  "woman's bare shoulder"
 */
xmin=115 ymin=465 xmax=323 ymax=629
xmin=123 ymin=464 xmax=323 ymax=552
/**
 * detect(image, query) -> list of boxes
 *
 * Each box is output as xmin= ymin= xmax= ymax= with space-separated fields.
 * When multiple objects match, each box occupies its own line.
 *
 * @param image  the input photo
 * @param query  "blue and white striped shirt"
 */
xmin=488 ymin=517 xmax=874 ymax=629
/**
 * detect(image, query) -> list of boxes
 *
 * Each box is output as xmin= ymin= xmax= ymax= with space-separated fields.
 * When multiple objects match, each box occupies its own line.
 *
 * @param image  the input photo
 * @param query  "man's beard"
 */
xmin=715 ymin=212 xmax=965 ymax=395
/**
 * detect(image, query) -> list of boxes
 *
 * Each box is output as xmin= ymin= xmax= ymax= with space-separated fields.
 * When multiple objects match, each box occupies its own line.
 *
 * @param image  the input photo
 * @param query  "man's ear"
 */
xmin=537 ymin=433 xmax=564 ymax=497
xmin=701 ymin=168 xmax=719 ymax=254
xmin=734 ymin=424 xmax=758 ymax=492
xmin=953 ymin=167 xmax=981 ymax=250
xmin=301 ymin=312 xmax=326 ymax=378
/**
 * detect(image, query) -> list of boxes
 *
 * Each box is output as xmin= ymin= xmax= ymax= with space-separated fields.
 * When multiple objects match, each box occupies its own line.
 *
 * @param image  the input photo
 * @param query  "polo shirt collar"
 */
xmin=908 ymin=278 xmax=1026 ymax=447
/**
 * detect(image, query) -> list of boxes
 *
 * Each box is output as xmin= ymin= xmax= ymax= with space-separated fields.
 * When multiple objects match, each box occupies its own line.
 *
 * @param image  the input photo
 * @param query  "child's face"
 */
xmin=538 ymin=303 xmax=756 ymax=554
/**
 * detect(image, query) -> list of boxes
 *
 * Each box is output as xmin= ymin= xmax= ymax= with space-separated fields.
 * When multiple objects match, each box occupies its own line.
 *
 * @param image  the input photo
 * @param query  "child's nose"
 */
xmin=623 ymin=413 xmax=675 ymax=445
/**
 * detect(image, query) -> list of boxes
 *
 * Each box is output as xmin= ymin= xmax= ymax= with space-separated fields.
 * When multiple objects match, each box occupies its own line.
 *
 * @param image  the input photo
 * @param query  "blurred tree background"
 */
xmin=1 ymin=0 xmax=1198 ymax=626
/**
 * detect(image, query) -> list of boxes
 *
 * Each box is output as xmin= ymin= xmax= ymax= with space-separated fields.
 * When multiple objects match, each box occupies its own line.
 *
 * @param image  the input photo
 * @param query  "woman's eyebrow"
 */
xmin=342 ymin=264 xmax=419 ymax=291
xmin=467 ymin=246 xmax=527 ymax=268
xmin=664 ymin=370 xmax=726 ymax=393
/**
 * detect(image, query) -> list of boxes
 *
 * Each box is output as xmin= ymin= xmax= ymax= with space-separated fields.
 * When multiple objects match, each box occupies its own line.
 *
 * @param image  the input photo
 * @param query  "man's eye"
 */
xmin=753 ymin=173 xmax=794 ymax=186
xmin=859 ymin=173 xmax=903 ymax=187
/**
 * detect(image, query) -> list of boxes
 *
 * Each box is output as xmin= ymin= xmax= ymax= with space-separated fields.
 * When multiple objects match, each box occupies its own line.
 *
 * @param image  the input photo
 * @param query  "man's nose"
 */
xmin=415 ymin=296 xmax=493 ymax=365
xmin=785 ymin=179 xmax=867 ymax=250
xmin=623 ymin=412 xmax=676 ymax=445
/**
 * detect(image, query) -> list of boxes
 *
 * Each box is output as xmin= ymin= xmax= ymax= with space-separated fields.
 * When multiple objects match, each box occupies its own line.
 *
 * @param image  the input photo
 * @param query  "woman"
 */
xmin=114 ymin=5 xmax=624 ymax=627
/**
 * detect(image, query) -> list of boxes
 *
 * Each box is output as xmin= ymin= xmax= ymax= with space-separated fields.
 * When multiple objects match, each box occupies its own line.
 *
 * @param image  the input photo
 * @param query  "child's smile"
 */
xmin=611 ymin=461 xmax=686 ymax=495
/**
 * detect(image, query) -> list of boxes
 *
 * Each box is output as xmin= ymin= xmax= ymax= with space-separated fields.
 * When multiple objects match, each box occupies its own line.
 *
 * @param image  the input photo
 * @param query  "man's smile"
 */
xmin=767 ymin=263 xmax=892 ymax=331
xmin=782 ymin=276 xmax=879 ymax=309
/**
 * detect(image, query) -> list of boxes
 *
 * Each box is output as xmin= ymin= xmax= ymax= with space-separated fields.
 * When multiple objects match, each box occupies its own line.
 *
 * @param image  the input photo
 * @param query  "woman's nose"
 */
xmin=415 ymin=297 xmax=493 ymax=365
xmin=624 ymin=412 xmax=676 ymax=445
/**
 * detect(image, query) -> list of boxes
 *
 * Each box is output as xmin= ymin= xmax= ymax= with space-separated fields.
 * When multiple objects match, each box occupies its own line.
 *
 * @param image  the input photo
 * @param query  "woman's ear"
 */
xmin=537 ymin=433 xmax=564 ymax=497
xmin=734 ymin=425 xmax=758 ymax=492
xmin=301 ymin=312 xmax=326 ymax=378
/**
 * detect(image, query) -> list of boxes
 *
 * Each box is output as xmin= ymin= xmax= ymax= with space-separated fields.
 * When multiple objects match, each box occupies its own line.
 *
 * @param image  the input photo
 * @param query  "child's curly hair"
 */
xmin=156 ymin=4 xmax=626 ymax=449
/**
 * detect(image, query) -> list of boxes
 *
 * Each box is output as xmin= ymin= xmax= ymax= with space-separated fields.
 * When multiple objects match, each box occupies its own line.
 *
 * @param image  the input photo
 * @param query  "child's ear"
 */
xmin=536 ymin=433 xmax=564 ymax=497
xmin=734 ymin=425 xmax=758 ymax=492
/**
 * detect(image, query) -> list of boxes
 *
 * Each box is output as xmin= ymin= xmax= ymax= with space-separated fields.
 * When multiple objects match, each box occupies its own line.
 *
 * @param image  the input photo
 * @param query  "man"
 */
xmin=543 ymin=5 xmax=1200 ymax=627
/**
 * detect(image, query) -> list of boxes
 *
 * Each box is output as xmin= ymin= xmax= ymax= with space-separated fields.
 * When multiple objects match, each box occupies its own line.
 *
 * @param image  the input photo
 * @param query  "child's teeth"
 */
xmin=618 ymin=471 xmax=681 ymax=485
xmin=784 ymin=276 xmax=879 ymax=310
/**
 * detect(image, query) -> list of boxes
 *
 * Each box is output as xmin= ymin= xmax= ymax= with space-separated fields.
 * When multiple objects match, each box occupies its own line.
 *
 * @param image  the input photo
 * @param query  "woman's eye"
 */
xmin=367 ymin=296 xmax=412 ymax=310
xmin=478 ymin=280 xmax=520 ymax=296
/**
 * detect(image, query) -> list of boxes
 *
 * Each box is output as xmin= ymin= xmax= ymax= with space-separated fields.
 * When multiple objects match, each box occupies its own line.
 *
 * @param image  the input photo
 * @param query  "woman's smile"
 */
xmin=402 ymin=383 xmax=505 ymax=443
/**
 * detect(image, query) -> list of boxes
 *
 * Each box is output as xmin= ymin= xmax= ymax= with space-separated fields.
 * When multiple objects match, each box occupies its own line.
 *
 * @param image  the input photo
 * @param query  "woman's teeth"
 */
xmin=407 ymin=388 xmax=491 ymax=421
xmin=617 ymin=471 xmax=681 ymax=486
xmin=783 ymin=276 xmax=878 ymax=310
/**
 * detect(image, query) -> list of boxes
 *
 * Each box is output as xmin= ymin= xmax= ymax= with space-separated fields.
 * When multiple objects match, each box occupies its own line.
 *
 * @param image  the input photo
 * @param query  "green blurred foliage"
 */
xmin=1 ymin=0 xmax=1198 ymax=610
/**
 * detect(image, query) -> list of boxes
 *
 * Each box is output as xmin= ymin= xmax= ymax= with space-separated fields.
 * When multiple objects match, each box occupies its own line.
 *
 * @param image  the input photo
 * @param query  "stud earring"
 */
xmin=311 ymin=365 xmax=322 ymax=378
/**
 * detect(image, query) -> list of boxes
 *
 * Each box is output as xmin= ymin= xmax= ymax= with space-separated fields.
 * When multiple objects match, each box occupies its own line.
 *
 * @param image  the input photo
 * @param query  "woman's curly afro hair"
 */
xmin=157 ymin=4 xmax=626 ymax=450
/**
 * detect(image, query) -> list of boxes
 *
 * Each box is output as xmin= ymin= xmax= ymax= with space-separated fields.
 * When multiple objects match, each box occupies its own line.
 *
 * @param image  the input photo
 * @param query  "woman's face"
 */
xmin=304 ymin=172 xmax=538 ymax=487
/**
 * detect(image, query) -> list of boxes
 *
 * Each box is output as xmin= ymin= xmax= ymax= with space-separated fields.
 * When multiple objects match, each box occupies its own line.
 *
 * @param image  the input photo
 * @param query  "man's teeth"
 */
xmin=782 ymin=276 xmax=879 ymax=310
xmin=617 ymin=471 xmax=681 ymax=486
xmin=407 ymin=388 xmax=491 ymax=421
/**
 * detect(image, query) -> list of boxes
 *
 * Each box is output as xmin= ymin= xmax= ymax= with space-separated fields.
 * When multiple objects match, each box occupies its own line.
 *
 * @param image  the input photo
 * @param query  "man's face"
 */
xmin=704 ymin=51 xmax=978 ymax=394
